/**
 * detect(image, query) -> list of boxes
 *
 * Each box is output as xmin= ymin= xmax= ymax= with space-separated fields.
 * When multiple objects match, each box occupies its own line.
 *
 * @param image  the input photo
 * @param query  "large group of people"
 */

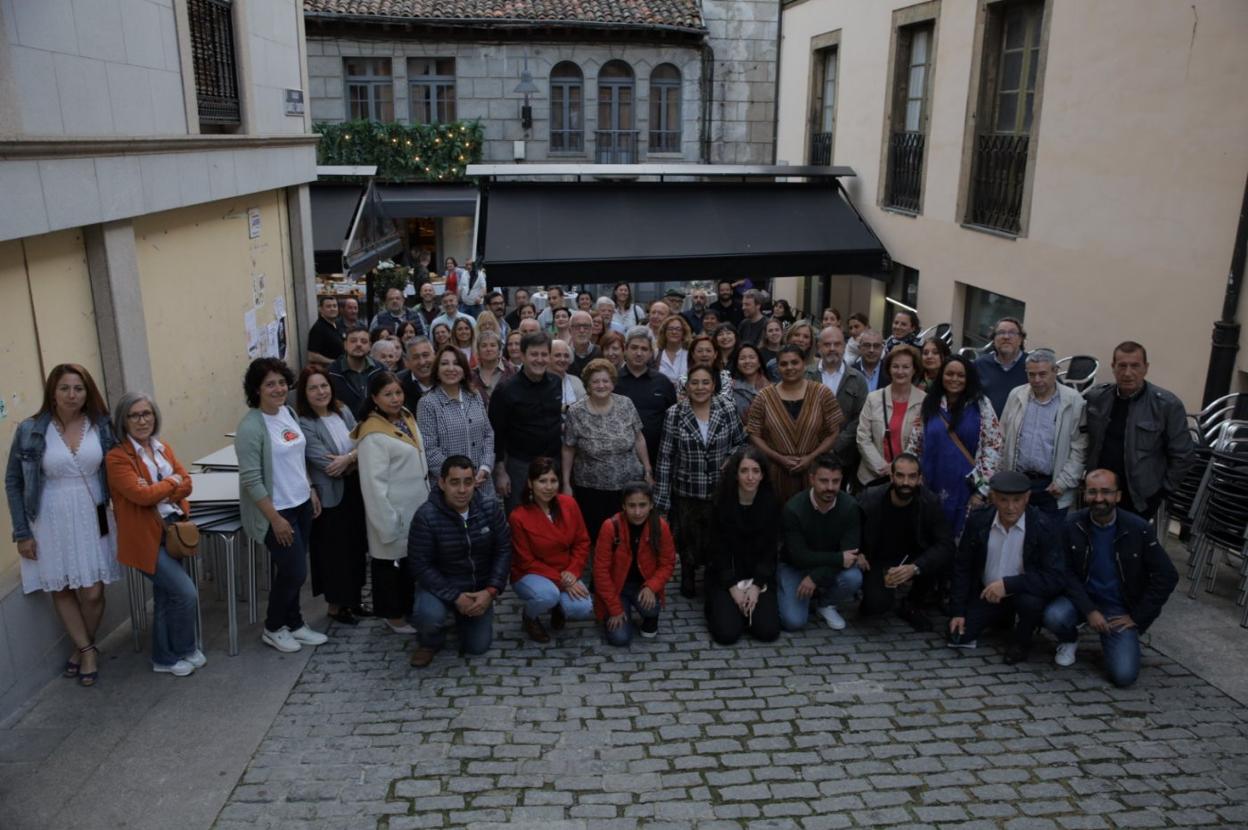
xmin=4 ymin=279 xmax=1193 ymax=691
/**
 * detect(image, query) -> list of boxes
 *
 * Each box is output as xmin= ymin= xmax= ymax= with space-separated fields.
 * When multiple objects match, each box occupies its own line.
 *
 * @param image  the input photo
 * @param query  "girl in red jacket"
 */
xmin=509 ymin=457 xmax=594 ymax=643
xmin=593 ymin=482 xmax=676 ymax=645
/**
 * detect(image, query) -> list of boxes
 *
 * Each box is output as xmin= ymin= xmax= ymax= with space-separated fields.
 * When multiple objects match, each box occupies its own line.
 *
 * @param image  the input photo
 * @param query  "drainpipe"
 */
xmin=700 ymin=42 xmax=714 ymax=164
xmin=770 ymin=0 xmax=783 ymax=164
xmin=1201 ymin=172 xmax=1248 ymax=407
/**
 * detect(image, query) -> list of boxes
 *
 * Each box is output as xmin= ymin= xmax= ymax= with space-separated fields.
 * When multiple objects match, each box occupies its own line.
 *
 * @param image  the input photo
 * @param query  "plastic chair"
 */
xmin=1056 ymin=355 xmax=1099 ymax=392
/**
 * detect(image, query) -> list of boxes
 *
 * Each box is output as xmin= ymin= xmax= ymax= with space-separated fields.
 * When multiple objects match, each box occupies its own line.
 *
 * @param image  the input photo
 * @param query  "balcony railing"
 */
xmin=649 ymin=130 xmax=681 ymax=154
xmin=595 ymin=130 xmax=638 ymax=164
xmin=809 ymin=132 xmax=833 ymax=166
xmin=188 ymin=0 xmax=240 ymax=126
xmin=884 ymin=131 xmax=925 ymax=213
xmin=968 ymin=133 xmax=1030 ymax=234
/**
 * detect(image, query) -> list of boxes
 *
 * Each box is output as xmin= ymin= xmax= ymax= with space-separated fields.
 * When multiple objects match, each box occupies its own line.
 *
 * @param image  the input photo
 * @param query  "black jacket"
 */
xmin=857 ymin=483 xmax=954 ymax=575
xmin=951 ymin=505 xmax=1065 ymax=617
xmin=1061 ymin=508 xmax=1178 ymax=632
xmin=707 ymin=487 xmax=779 ymax=591
xmin=396 ymin=369 xmax=428 ymax=414
xmin=406 ymin=488 xmax=512 ymax=604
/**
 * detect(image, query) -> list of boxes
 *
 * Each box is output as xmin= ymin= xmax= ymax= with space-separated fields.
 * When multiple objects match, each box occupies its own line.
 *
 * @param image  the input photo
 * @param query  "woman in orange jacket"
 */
xmin=593 ymin=482 xmax=676 ymax=646
xmin=106 ymin=392 xmax=201 ymax=677
xmin=508 ymin=457 xmax=594 ymax=643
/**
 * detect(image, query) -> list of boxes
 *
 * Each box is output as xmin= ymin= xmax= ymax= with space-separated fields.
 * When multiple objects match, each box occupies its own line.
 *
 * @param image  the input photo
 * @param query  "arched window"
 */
xmin=649 ymin=64 xmax=682 ymax=153
xmin=549 ymin=62 xmax=583 ymax=153
xmin=597 ymin=61 xmax=636 ymax=163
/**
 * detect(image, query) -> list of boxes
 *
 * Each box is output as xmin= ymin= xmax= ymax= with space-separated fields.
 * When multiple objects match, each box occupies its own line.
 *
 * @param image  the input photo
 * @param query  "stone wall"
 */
xmin=702 ymin=0 xmax=780 ymax=164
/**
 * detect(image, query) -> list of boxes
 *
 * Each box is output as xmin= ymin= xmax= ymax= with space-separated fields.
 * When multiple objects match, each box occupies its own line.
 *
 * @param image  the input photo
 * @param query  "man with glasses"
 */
xmin=998 ymin=349 xmax=1088 ymax=518
xmin=852 ymin=329 xmax=886 ymax=393
xmin=1041 ymin=469 xmax=1178 ymax=685
xmin=1083 ymin=341 xmax=1193 ymax=521
xmin=484 ymin=291 xmax=510 ymax=340
xmin=567 ymin=311 xmax=599 ymax=377
xmin=975 ymin=317 xmax=1029 ymax=416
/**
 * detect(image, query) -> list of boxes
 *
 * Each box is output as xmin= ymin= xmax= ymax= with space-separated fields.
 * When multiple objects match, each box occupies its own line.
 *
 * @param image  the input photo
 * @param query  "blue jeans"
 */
xmin=1043 ymin=596 xmax=1141 ymax=687
xmin=603 ymin=580 xmax=661 ymax=647
xmin=513 ymin=574 xmax=594 ymax=621
xmin=413 ymin=589 xmax=495 ymax=655
xmin=144 ymin=546 xmax=199 ymax=667
xmin=776 ymin=562 xmax=864 ymax=632
xmin=263 ymin=501 xmax=312 ymax=633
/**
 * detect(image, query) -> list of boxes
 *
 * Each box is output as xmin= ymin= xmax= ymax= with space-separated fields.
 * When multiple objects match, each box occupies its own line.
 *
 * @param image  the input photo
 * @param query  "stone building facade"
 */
xmin=303 ymin=0 xmax=779 ymax=165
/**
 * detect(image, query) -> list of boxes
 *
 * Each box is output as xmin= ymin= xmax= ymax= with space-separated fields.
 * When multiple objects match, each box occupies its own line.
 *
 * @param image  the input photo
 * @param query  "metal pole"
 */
xmin=1202 ymin=173 xmax=1248 ymax=406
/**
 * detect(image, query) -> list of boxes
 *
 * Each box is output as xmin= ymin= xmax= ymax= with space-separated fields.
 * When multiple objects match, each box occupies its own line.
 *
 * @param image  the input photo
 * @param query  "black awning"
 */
xmin=375 ymin=184 xmax=478 ymax=218
xmin=476 ymin=180 xmax=889 ymax=286
xmin=310 ymin=184 xmax=364 ymax=253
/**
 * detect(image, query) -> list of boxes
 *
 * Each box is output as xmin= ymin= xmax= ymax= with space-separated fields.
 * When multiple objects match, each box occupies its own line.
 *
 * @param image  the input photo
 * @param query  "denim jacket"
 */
xmin=5 ymin=413 xmax=117 ymax=541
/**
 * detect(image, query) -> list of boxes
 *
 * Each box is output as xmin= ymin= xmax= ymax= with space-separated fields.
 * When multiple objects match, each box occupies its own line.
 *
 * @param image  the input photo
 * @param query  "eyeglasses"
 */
xmin=1084 ymin=488 xmax=1118 ymax=497
xmin=994 ymin=330 xmax=1021 ymax=339
xmin=127 ymin=411 xmax=155 ymax=422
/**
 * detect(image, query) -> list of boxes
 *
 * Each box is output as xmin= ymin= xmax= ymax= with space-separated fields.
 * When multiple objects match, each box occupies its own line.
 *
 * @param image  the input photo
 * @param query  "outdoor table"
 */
xmin=193 ymin=445 xmax=238 ymax=471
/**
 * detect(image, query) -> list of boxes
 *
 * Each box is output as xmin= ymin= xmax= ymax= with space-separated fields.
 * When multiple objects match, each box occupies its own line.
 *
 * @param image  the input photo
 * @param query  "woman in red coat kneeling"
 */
xmin=593 ymin=482 xmax=676 ymax=646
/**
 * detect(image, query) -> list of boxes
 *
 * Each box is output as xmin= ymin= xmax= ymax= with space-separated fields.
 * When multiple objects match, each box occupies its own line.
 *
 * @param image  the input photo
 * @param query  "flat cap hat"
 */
xmin=989 ymin=470 xmax=1031 ymax=495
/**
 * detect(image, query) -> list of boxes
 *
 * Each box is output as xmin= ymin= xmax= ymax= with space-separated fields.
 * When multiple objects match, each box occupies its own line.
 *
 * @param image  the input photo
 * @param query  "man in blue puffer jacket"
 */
xmin=407 ymin=454 xmax=512 ymax=668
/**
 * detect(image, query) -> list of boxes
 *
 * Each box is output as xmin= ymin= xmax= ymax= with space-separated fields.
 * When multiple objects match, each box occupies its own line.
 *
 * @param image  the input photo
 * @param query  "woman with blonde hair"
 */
xmin=656 ymin=315 xmax=691 ymax=384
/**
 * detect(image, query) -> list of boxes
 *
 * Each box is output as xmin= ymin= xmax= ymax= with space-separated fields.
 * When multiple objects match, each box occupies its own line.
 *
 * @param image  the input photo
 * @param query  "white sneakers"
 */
xmin=290 ymin=625 xmax=328 ymax=645
xmin=263 ymin=625 xmax=328 ymax=652
xmin=153 ymin=660 xmax=195 ymax=677
xmin=1054 ymin=642 xmax=1078 ymax=667
xmin=817 ymin=605 xmax=847 ymax=630
xmin=184 ymin=649 xmax=207 ymax=669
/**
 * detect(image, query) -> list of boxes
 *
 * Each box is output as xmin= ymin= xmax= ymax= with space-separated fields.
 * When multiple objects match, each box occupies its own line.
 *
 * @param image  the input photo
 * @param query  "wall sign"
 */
xmin=248 ymin=208 xmax=261 ymax=239
xmin=284 ymin=89 xmax=305 ymax=116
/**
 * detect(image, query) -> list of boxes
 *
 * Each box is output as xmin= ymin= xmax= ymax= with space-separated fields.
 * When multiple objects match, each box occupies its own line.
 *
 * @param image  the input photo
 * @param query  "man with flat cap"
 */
xmin=663 ymin=288 xmax=686 ymax=316
xmin=948 ymin=470 xmax=1066 ymax=664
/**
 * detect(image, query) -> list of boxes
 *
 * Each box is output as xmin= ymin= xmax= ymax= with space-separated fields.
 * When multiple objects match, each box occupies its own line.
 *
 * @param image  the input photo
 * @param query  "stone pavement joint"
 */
xmin=212 ymin=589 xmax=1248 ymax=829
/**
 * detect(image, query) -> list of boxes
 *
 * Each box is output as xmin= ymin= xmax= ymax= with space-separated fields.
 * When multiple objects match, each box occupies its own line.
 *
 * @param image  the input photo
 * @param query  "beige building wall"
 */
xmin=0 ymin=230 xmax=101 ymax=581
xmin=133 ymin=191 xmax=296 ymax=466
xmin=776 ymin=0 xmax=1248 ymax=407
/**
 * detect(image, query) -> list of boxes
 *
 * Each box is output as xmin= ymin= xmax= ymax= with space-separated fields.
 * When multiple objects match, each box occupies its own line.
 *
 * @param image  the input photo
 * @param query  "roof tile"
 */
xmin=304 ymin=0 xmax=706 ymax=31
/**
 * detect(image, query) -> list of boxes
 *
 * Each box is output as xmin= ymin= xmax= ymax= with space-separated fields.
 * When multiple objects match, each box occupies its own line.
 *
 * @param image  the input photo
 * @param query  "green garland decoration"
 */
xmin=315 ymin=120 xmax=485 ymax=183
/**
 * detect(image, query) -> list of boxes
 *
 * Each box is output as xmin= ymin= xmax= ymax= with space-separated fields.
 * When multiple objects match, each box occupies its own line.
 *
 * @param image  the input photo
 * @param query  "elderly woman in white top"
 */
xmin=656 ymin=315 xmax=691 ymax=384
xmin=550 ymin=339 xmax=587 ymax=409
xmin=352 ymin=370 xmax=430 ymax=634
xmin=370 ymin=338 xmax=402 ymax=372
xmin=856 ymin=345 xmax=926 ymax=487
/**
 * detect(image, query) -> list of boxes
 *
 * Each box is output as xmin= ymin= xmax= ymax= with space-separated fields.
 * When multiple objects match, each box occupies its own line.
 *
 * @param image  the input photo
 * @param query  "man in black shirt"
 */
xmin=614 ymin=326 xmax=677 ymax=468
xmin=856 ymin=453 xmax=954 ymax=631
xmin=1083 ymin=341 xmax=1193 ymax=520
xmin=328 ymin=324 xmax=381 ymax=415
xmin=307 ymin=295 xmax=344 ymax=366
xmin=489 ymin=331 xmax=564 ymax=512
xmin=736 ymin=289 xmax=768 ymax=346
xmin=397 ymin=337 xmax=435 ymax=411
xmin=710 ymin=279 xmax=742 ymax=326
xmin=503 ymin=287 xmax=532 ymax=331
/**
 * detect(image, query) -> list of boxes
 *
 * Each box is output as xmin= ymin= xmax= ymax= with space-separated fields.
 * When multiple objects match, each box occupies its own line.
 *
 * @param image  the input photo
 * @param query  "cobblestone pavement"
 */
xmin=214 ymin=588 xmax=1248 ymax=830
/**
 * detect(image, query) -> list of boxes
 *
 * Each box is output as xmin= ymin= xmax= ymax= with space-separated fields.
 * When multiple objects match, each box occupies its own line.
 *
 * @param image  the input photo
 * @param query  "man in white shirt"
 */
xmin=431 ymin=290 xmax=475 ymax=332
xmin=947 ymin=471 xmax=1065 ymax=665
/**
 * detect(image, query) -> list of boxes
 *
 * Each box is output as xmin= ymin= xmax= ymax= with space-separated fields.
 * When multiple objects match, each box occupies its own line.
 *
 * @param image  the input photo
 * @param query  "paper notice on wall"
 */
xmin=261 ymin=322 xmax=280 ymax=358
xmin=272 ymin=295 xmax=288 ymax=361
xmin=245 ymin=309 xmax=260 ymax=357
xmin=273 ymin=295 xmax=286 ymax=321
xmin=251 ymin=272 xmax=265 ymax=307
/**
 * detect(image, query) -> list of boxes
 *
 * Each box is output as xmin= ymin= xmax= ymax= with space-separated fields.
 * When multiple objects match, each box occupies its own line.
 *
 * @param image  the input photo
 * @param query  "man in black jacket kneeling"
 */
xmin=948 ymin=470 xmax=1066 ymax=665
xmin=857 ymin=453 xmax=954 ymax=631
xmin=407 ymin=455 xmax=512 ymax=668
xmin=1042 ymin=469 xmax=1178 ymax=687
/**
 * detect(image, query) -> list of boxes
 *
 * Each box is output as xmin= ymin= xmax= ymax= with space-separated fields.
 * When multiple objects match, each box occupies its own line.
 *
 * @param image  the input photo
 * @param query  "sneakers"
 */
xmin=947 ymin=634 xmax=978 ymax=649
xmin=290 ymin=625 xmax=328 ymax=645
xmin=817 ymin=605 xmax=847 ymax=630
xmin=183 ymin=649 xmax=207 ymax=669
xmin=261 ymin=627 xmax=302 ymax=653
xmin=153 ymin=660 xmax=195 ymax=677
xmin=522 ymin=616 xmax=551 ymax=643
xmin=1054 ymin=642 xmax=1078 ymax=667
xmin=409 ymin=646 xmax=437 ymax=668
xmin=385 ymin=620 xmax=417 ymax=635
xmin=640 ymin=616 xmax=659 ymax=638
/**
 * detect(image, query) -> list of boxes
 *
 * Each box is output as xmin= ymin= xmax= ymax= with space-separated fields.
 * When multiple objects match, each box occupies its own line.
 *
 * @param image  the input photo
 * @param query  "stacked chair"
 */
xmin=1056 ymin=354 xmax=1099 ymax=392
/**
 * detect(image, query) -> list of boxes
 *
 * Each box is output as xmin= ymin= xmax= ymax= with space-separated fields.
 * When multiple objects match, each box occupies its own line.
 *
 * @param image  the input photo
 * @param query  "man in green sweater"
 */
xmin=778 ymin=455 xmax=865 ymax=631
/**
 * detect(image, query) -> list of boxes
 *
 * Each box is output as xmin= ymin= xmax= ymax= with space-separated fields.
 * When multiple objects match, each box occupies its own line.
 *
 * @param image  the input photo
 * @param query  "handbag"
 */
xmin=164 ymin=517 xmax=200 ymax=559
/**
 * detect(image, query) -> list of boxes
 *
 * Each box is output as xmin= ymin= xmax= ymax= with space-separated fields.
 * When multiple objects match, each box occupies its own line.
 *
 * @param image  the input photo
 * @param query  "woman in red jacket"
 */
xmin=509 ymin=457 xmax=593 ymax=643
xmin=593 ymin=482 xmax=676 ymax=646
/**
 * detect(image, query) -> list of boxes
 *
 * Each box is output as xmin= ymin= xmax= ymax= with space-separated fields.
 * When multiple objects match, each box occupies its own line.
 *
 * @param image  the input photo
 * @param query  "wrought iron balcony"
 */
xmin=968 ymin=133 xmax=1030 ymax=234
xmin=884 ymin=131 xmax=925 ymax=213
xmin=188 ymin=0 xmax=240 ymax=126
xmin=649 ymin=130 xmax=681 ymax=154
xmin=595 ymin=130 xmax=639 ymax=164
xmin=809 ymin=132 xmax=833 ymax=166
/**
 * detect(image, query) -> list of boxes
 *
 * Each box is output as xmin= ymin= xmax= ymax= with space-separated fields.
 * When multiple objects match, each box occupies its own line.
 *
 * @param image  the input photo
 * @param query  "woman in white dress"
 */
xmin=5 ymin=364 xmax=120 ymax=686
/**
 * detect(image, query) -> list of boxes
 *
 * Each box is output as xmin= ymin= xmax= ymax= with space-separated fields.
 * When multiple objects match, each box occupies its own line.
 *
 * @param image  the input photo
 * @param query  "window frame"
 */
xmin=878 ymin=2 xmax=940 ymax=214
xmin=648 ymin=64 xmax=683 ymax=154
xmin=407 ymin=58 xmax=456 ymax=125
xmin=344 ymin=57 xmax=394 ymax=122
xmin=805 ymin=30 xmax=841 ymax=166
xmin=549 ymin=61 xmax=585 ymax=154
